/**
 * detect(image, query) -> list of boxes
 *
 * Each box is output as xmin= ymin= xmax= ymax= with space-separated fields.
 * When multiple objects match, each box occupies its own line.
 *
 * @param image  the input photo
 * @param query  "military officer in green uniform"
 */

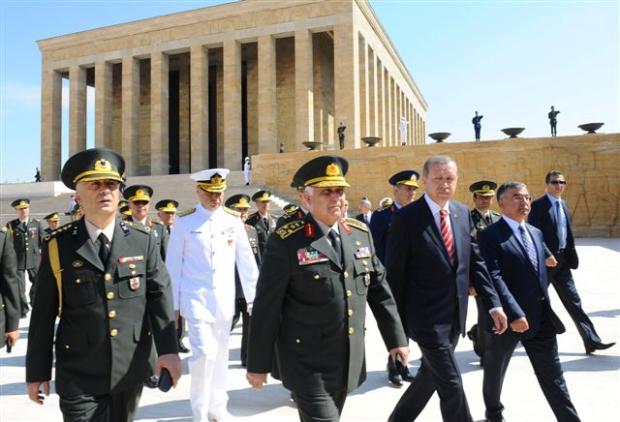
xmin=118 ymin=200 xmax=132 ymax=221
xmin=43 ymin=212 xmax=61 ymax=234
xmin=276 ymin=175 xmax=310 ymax=229
xmin=124 ymin=185 xmax=169 ymax=261
xmin=246 ymin=190 xmax=278 ymax=253
xmin=1 ymin=226 xmax=21 ymax=350
xmin=26 ymin=147 xmax=181 ymax=422
xmin=466 ymin=180 xmax=501 ymax=365
xmin=246 ymin=155 xmax=409 ymax=422
xmin=6 ymin=198 xmax=43 ymax=317
xmin=226 ymin=193 xmax=261 ymax=367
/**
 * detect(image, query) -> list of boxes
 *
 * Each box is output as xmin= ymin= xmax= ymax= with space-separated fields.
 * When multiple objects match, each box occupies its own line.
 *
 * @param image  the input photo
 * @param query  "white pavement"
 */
xmin=1 ymin=238 xmax=618 ymax=422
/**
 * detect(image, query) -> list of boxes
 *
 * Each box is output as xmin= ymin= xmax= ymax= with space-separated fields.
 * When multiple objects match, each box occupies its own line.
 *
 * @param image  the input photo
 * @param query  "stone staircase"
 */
xmin=0 ymin=171 xmax=295 ymax=226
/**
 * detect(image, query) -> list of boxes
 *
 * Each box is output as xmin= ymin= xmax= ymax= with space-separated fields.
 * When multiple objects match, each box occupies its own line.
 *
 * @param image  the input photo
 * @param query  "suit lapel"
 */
xmin=530 ymin=226 xmax=547 ymax=291
xmin=339 ymin=221 xmax=355 ymax=272
xmin=449 ymin=203 xmax=464 ymax=268
xmin=306 ymin=215 xmax=342 ymax=270
xmin=500 ymin=219 xmax=537 ymax=275
xmin=545 ymin=196 xmax=558 ymax=229
xmin=75 ymin=219 xmax=105 ymax=272
xmin=420 ymin=197 xmax=452 ymax=266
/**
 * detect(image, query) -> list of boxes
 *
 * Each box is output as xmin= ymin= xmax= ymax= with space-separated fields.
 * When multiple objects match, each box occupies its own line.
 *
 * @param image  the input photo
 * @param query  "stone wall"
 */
xmin=252 ymin=133 xmax=620 ymax=237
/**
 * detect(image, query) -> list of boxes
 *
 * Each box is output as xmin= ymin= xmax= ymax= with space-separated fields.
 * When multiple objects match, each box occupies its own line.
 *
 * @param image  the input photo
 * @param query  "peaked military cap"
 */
xmin=295 ymin=155 xmax=350 ymax=188
xmin=191 ymin=168 xmax=229 ymax=192
xmin=469 ymin=180 xmax=497 ymax=196
xmin=118 ymin=199 xmax=129 ymax=209
xmin=283 ymin=203 xmax=299 ymax=215
xmin=252 ymin=190 xmax=272 ymax=202
xmin=11 ymin=198 xmax=30 ymax=209
xmin=389 ymin=170 xmax=420 ymax=188
xmin=61 ymin=147 xmax=125 ymax=190
xmin=156 ymin=199 xmax=179 ymax=213
xmin=44 ymin=212 xmax=60 ymax=221
xmin=124 ymin=185 xmax=153 ymax=203
xmin=119 ymin=204 xmax=132 ymax=216
xmin=225 ymin=194 xmax=251 ymax=209
xmin=379 ymin=197 xmax=393 ymax=208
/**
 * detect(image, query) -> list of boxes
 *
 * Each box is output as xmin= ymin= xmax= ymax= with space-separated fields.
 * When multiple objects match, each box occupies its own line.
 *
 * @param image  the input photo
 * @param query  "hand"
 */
xmin=490 ymin=309 xmax=508 ymax=334
xmin=27 ymin=381 xmax=50 ymax=405
xmin=468 ymin=287 xmax=478 ymax=297
xmin=388 ymin=346 xmax=409 ymax=367
xmin=545 ymin=255 xmax=558 ymax=268
xmin=246 ymin=372 xmax=268 ymax=390
xmin=156 ymin=353 xmax=182 ymax=387
xmin=5 ymin=330 xmax=19 ymax=346
xmin=510 ymin=317 xmax=529 ymax=333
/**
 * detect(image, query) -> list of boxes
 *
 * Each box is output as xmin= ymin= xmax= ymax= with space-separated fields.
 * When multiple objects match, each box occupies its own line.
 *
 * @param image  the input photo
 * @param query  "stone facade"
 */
xmin=38 ymin=0 xmax=427 ymax=179
xmin=252 ymin=134 xmax=620 ymax=237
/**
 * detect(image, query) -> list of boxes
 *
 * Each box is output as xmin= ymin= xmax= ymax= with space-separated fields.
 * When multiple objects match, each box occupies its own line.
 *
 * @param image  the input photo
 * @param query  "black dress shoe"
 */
xmin=387 ymin=357 xmax=403 ymax=386
xmin=586 ymin=341 xmax=616 ymax=354
xmin=144 ymin=375 xmax=159 ymax=389
xmin=395 ymin=359 xmax=415 ymax=382
xmin=178 ymin=341 xmax=190 ymax=353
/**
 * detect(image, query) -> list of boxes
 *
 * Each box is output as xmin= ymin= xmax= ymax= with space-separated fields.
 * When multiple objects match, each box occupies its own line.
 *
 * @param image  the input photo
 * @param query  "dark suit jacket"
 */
xmin=369 ymin=204 xmax=397 ymax=264
xmin=386 ymin=195 xmax=501 ymax=347
xmin=0 ymin=229 xmax=20 ymax=346
xmin=26 ymin=218 xmax=178 ymax=396
xmin=528 ymin=195 xmax=578 ymax=269
xmin=478 ymin=219 xmax=564 ymax=338
xmin=355 ymin=212 xmax=372 ymax=227
xmin=247 ymin=214 xmax=407 ymax=394
xmin=6 ymin=218 xmax=43 ymax=270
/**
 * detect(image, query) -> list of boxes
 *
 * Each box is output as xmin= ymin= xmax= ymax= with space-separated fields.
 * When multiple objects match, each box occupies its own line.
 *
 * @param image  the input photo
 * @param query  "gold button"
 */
xmin=64 ymin=344 xmax=70 ymax=350
xmin=348 ymin=327 xmax=354 ymax=335
xmin=131 ymin=271 xmax=136 ymax=276
xmin=75 ymin=278 xmax=81 ymax=284
xmin=129 ymin=264 xmax=136 ymax=269
xmin=110 ymin=328 xmax=118 ymax=337
xmin=313 ymin=274 xmax=320 ymax=280
xmin=348 ymin=309 xmax=353 ymax=316
xmin=343 ymin=271 xmax=349 ymax=278
xmin=107 ymin=291 xmax=115 ymax=300
xmin=108 ymin=310 xmax=116 ymax=318
xmin=346 ymin=290 xmax=352 ymax=297
xmin=104 ymin=273 xmax=112 ymax=281
xmin=362 ymin=260 xmax=368 ymax=265
xmin=355 ymin=241 xmax=361 ymax=246
xmin=295 ymin=338 xmax=301 ymax=344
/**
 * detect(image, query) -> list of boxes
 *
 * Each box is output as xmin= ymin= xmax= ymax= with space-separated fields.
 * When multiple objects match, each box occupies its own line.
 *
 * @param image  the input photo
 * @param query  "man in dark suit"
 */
xmin=529 ymin=170 xmax=614 ymax=354
xmin=354 ymin=197 xmax=373 ymax=226
xmin=387 ymin=155 xmax=508 ymax=422
xmin=6 ymin=198 xmax=43 ymax=317
xmin=0 ymin=226 xmax=20 ymax=351
xmin=247 ymin=190 xmax=278 ymax=253
xmin=246 ymin=155 xmax=409 ymax=422
xmin=369 ymin=170 xmax=420 ymax=386
xmin=479 ymin=181 xmax=580 ymax=421
xmin=26 ymin=148 xmax=181 ymax=422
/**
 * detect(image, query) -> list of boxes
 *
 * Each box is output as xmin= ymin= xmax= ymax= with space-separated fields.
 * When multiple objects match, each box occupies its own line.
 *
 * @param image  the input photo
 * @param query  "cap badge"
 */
xmin=94 ymin=159 xmax=112 ymax=171
xmin=211 ymin=174 xmax=223 ymax=184
xmin=167 ymin=202 xmax=174 ymax=208
xmin=326 ymin=163 xmax=340 ymax=177
xmin=239 ymin=197 xmax=249 ymax=206
xmin=483 ymin=185 xmax=490 ymax=192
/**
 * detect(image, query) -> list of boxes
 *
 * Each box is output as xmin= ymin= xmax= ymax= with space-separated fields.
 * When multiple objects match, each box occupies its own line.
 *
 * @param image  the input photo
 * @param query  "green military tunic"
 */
xmin=6 ymin=218 xmax=43 ymax=271
xmin=0 ymin=227 xmax=20 ymax=347
xmin=247 ymin=214 xmax=407 ymax=394
xmin=471 ymin=208 xmax=501 ymax=237
xmin=246 ymin=211 xmax=278 ymax=253
xmin=26 ymin=218 xmax=178 ymax=396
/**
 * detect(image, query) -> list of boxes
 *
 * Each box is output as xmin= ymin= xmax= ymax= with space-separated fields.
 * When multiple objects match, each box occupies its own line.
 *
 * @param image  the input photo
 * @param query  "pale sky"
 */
xmin=1 ymin=0 xmax=618 ymax=182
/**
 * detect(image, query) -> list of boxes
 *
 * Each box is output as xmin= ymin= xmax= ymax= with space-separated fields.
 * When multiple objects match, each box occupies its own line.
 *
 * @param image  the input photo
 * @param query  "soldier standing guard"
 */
xmin=225 ymin=194 xmax=262 ymax=367
xmin=466 ymin=180 xmax=501 ymax=364
xmin=6 ymin=198 xmax=43 ymax=317
xmin=26 ymin=147 xmax=181 ymax=422
xmin=165 ymin=169 xmax=258 ymax=422
xmin=246 ymin=155 xmax=409 ymax=422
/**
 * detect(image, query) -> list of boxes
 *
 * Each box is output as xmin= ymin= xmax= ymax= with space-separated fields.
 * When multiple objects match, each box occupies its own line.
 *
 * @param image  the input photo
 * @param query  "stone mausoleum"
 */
xmin=38 ymin=0 xmax=426 ymax=179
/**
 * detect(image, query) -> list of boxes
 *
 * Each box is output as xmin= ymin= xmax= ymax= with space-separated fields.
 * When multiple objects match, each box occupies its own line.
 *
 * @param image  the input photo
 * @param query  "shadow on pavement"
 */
xmin=134 ymin=399 xmax=192 ymax=421
xmin=228 ymin=383 xmax=295 ymax=417
xmin=588 ymin=308 xmax=620 ymax=318
xmin=513 ymin=351 xmax=620 ymax=372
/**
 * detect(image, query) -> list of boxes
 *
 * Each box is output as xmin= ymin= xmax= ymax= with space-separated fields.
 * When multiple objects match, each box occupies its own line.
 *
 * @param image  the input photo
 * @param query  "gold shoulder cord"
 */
xmin=48 ymin=238 xmax=63 ymax=316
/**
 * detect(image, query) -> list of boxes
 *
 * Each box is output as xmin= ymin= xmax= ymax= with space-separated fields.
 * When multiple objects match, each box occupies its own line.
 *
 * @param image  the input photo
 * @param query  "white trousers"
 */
xmin=187 ymin=317 xmax=232 ymax=422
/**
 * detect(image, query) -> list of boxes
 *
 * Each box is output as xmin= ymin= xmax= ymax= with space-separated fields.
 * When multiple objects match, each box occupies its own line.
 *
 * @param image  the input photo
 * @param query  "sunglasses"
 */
xmin=549 ymin=181 xmax=566 ymax=185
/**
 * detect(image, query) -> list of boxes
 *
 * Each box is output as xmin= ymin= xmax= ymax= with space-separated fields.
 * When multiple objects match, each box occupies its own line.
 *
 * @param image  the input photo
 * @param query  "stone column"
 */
xmin=40 ymin=67 xmax=62 ymax=181
xmin=295 ymin=29 xmax=314 ymax=149
xmin=258 ymin=35 xmax=277 ymax=154
xmin=150 ymin=51 xmax=169 ymax=175
xmin=386 ymin=75 xmax=392 ymax=146
xmin=122 ymin=56 xmax=140 ymax=176
xmin=190 ymin=45 xmax=209 ymax=172
xmin=369 ymin=47 xmax=378 ymax=137
xmin=358 ymin=35 xmax=369 ymax=137
xmin=69 ymin=65 xmax=87 ymax=157
xmin=378 ymin=62 xmax=385 ymax=146
xmin=334 ymin=23 xmax=360 ymax=149
xmin=223 ymin=39 xmax=242 ymax=169
xmin=95 ymin=60 xmax=112 ymax=148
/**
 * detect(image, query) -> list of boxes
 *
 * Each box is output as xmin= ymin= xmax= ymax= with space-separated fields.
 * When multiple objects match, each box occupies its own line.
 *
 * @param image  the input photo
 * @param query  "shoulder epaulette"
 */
xmin=151 ymin=220 xmax=163 ymax=225
xmin=346 ymin=218 xmax=369 ymax=232
xmin=223 ymin=207 xmax=241 ymax=217
xmin=491 ymin=210 xmax=501 ymax=216
xmin=276 ymin=219 xmax=305 ymax=239
xmin=42 ymin=222 xmax=75 ymax=241
xmin=178 ymin=208 xmax=196 ymax=217
xmin=124 ymin=221 xmax=150 ymax=234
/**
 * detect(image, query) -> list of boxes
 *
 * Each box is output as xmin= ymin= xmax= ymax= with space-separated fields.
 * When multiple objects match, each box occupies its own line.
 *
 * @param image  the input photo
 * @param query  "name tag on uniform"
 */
xmin=355 ymin=246 xmax=371 ymax=259
xmin=297 ymin=247 xmax=328 ymax=266
xmin=118 ymin=255 xmax=144 ymax=264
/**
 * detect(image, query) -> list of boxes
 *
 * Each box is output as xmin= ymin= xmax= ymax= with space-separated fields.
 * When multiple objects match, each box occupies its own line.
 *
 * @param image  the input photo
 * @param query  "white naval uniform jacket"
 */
xmin=166 ymin=203 xmax=258 ymax=322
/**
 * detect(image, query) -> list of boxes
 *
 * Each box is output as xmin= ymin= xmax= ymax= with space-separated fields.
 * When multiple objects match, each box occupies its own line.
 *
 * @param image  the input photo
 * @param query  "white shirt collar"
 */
xmin=424 ymin=194 xmax=450 ymax=215
xmin=546 ymin=192 xmax=561 ymax=204
xmin=313 ymin=216 xmax=340 ymax=236
xmin=501 ymin=215 xmax=527 ymax=232
xmin=132 ymin=216 xmax=148 ymax=226
xmin=84 ymin=218 xmax=116 ymax=243
xmin=475 ymin=208 xmax=490 ymax=217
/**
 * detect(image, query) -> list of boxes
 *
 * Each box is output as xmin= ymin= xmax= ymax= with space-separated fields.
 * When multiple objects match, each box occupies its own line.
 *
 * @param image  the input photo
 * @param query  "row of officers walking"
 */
xmin=0 ymin=146 xmax=613 ymax=422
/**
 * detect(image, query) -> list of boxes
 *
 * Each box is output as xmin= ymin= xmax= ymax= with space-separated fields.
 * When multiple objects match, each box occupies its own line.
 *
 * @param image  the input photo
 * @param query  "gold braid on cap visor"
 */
xmin=198 ymin=181 xmax=227 ymax=192
xmin=304 ymin=175 xmax=350 ymax=187
xmin=73 ymin=169 xmax=123 ymax=184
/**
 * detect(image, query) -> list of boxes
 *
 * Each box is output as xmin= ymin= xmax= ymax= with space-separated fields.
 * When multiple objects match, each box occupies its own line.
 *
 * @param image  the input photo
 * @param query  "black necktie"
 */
xmin=327 ymin=229 xmax=343 ymax=266
xmin=98 ymin=233 xmax=111 ymax=266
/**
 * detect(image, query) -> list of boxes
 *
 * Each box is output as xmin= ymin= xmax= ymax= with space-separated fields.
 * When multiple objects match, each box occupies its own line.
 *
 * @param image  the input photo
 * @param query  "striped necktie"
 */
xmin=439 ymin=209 xmax=455 ymax=263
xmin=518 ymin=225 xmax=538 ymax=271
